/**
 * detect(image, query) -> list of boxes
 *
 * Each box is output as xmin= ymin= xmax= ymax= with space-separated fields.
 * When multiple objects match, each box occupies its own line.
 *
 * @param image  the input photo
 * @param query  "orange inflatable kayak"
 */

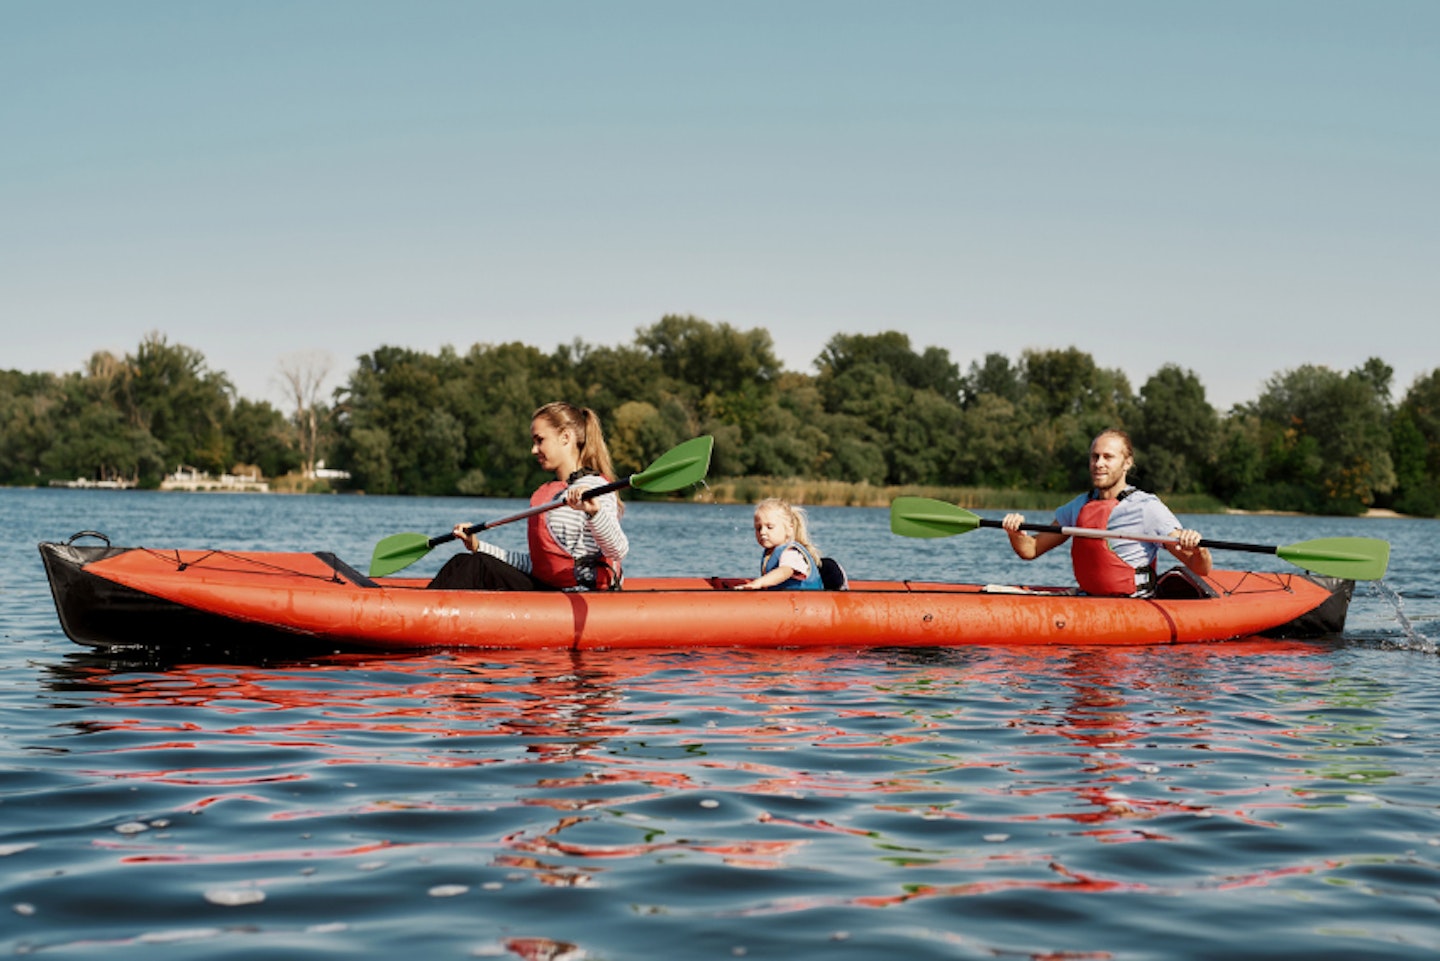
xmin=39 ymin=537 xmax=1353 ymax=655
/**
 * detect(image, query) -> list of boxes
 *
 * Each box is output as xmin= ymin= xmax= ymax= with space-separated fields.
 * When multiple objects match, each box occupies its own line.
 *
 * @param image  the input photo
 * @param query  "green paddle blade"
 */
xmin=889 ymin=497 xmax=981 ymax=538
xmin=1276 ymin=537 xmax=1390 ymax=581
xmin=369 ymin=532 xmax=434 ymax=578
xmin=367 ymin=435 xmax=715 ymax=578
xmin=629 ymin=435 xmax=714 ymax=492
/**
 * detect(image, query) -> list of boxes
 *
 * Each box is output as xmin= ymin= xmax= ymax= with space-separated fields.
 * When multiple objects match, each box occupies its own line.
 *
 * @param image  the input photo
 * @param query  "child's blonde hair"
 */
xmin=755 ymin=497 xmax=819 ymax=558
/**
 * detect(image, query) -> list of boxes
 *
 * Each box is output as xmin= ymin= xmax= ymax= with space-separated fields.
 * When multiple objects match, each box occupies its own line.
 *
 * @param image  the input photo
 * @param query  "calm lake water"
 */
xmin=3 ymin=487 xmax=1439 ymax=959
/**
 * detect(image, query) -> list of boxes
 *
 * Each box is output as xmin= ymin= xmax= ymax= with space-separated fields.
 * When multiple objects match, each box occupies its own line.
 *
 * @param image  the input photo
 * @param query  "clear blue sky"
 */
xmin=3 ymin=1 xmax=1435 ymax=411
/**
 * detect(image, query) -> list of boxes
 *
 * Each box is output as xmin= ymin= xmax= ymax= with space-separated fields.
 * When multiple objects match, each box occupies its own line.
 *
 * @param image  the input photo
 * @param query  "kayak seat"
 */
xmin=819 ymin=557 xmax=849 ymax=591
xmin=1152 ymin=567 xmax=1216 ymax=600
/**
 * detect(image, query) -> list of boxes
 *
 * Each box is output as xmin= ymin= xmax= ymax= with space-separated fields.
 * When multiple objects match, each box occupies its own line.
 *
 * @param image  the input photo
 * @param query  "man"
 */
xmin=1001 ymin=429 xmax=1211 ymax=596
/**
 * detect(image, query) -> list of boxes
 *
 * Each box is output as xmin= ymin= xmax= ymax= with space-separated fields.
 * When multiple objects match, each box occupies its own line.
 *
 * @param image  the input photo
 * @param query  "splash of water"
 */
xmin=1373 ymin=579 xmax=1438 ymax=653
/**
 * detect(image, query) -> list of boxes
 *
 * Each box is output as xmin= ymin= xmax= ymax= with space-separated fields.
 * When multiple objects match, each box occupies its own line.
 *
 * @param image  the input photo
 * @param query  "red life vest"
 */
xmin=1071 ymin=492 xmax=1153 ymax=596
xmin=527 ymin=479 xmax=622 ymax=591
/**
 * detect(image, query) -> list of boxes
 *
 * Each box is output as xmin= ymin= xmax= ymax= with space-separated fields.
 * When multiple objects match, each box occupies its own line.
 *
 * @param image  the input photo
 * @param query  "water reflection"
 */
xmin=13 ymin=638 xmax=1437 ymax=959
xmin=36 ymin=641 xmax=1359 ymax=891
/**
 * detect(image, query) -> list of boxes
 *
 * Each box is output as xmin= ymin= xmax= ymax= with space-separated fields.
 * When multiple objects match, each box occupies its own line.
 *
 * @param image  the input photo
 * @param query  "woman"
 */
xmin=428 ymin=402 xmax=628 ymax=591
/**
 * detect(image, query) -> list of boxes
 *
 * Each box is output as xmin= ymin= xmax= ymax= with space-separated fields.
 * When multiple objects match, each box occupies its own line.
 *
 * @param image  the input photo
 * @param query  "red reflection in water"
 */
xmin=847 ymin=854 xmax=1342 ymax=908
xmin=851 ymin=859 xmax=1143 ymax=906
xmin=505 ymin=812 xmax=807 ymax=871
xmin=505 ymin=937 xmax=585 ymax=961
xmin=114 ymin=838 xmax=407 ymax=865
xmin=52 ymin=639 xmax=1340 ymax=902
xmin=950 ymin=642 xmax=1334 ymax=840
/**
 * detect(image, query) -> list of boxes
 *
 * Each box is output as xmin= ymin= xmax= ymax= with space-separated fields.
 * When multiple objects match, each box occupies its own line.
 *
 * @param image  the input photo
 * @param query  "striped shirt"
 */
xmin=474 ymin=473 xmax=628 ymax=574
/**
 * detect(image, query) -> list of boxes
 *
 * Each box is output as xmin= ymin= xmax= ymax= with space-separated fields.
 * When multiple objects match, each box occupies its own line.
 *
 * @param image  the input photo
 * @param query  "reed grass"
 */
xmin=691 ymin=477 xmax=1228 ymax=513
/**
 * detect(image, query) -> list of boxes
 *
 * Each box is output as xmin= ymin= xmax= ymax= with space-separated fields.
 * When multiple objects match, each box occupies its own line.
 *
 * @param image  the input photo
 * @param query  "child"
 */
xmin=735 ymin=497 xmax=823 ymax=591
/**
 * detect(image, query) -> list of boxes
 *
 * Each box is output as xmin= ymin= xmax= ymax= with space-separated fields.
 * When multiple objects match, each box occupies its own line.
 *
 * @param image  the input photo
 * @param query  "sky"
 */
xmin=3 ymin=1 xmax=1436 ymax=412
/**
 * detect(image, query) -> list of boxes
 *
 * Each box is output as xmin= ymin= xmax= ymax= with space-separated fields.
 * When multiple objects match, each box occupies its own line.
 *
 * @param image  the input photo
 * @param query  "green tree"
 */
xmin=0 ymin=370 xmax=60 ymax=485
xmin=1249 ymin=360 xmax=1396 ymax=514
xmin=335 ymin=340 xmax=597 ymax=496
xmin=452 ymin=342 xmax=572 ymax=495
xmin=636 ymin=315 xmax=782 ymax=405
xmin=1389 ymin=409 xmax=1436 ymax=515
xmin=819 ymin=423 xmax=888 ymax=485
xmin=817 ymin=331 xmax=962 ymax=401
xmin=556 ymin=340 xmax=665 ymax=414
xmin=227 ymin=398 xmax=301 ymax=479
xmin=953 ymin=394 xmax=1027 ymax=487
xmin=1019 ymin=347 xmax=1133 ymax=424
xmin=337 ymin=346 xmax=470 ymax=495
xmin=1209 ymin=412 xmax=1265 ymax=505
xmin=1011 ymin=412 xmax=1094 ymax=492
xmin=1131 ymin=365 xmax=1218 ymax=494
xmin=743 ymin=378 xmax=835 ymax=480
xmin=1391 ymin=368 xmax=1440 ymax=515
xmin=814 ymin=332 xmax=964 ymax=484
xmin=345 ymin=426 xmax=394 ymax=494
xmin=122 ymin=333 xmax=236 ymax=479
xmin=1397 ymin=368 xmax=1440 ymax=473
xmin=1004 ymin=348 xmax=1133 ymax=490
xmin=960 ymin=352 xmax=1024 ymax=408
xmin=335 ymin=346 xmax=441 ymax=494
xmin=605 ymin=398 xmax=692 ymax=476
xmin=767 ymin=374 xmax=836 ymax=478
xmin=630 ymin=316 xmax=792 ymax=477
xmin=41 ymin=375 xmax=166 ymax=482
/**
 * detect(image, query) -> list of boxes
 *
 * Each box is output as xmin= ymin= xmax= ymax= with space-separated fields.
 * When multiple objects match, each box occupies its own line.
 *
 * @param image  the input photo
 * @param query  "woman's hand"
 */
xmin=453 ymin=524 xmax=478 ymax=552
xmin=564 ymin=485 xmax=599 ymax=515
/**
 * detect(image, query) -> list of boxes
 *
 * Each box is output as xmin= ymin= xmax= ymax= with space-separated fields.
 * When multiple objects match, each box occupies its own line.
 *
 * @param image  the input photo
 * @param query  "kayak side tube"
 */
xmin=1152 ymin=567 xmax=1353 ymax=638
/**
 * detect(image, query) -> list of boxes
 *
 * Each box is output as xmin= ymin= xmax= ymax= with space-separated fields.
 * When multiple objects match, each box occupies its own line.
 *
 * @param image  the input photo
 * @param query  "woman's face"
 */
xmin=753 ymin=508 xmax=792 ymax=549
xmin=531 ymin=417 xmax=572 ymax=473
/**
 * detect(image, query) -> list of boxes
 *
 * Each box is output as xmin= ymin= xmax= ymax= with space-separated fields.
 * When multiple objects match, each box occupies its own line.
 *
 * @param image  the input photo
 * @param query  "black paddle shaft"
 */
xmin=430 ymin=477 xmax=628 ymax=549
xmin=978 ymin=517 xmax=1276 ymax=557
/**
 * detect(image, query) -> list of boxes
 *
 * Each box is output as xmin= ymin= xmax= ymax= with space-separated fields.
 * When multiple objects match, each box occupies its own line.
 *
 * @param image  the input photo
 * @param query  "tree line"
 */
xmin=4 ymin=319 xmax=1439 ymax=516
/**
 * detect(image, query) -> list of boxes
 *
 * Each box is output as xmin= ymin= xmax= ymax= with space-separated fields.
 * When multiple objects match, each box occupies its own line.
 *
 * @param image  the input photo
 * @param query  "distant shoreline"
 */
xmin=1223 ymin=507 xmax=1407 ymax=520
xmin=18 ymin=481 xmax=1413 ymax=519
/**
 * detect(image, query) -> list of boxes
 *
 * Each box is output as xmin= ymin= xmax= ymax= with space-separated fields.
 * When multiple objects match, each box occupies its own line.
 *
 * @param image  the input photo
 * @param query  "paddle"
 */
xmin=889 ymin=496 xmax=1390 ymax=581
xmin=368 ymin=435 xmax=715 ymax=577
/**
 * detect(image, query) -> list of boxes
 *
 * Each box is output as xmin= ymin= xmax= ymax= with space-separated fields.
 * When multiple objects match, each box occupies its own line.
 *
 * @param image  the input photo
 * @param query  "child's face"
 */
xmin=753 ymin=508 xmax=792 ymax=549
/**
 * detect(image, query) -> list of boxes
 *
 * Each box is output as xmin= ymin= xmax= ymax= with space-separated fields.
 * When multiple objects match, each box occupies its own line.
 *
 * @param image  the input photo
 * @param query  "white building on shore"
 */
xmin=48 ymin=477 xmax=137 ymax=490
xmin=160 ymin=466 xmax=270 ymax=492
